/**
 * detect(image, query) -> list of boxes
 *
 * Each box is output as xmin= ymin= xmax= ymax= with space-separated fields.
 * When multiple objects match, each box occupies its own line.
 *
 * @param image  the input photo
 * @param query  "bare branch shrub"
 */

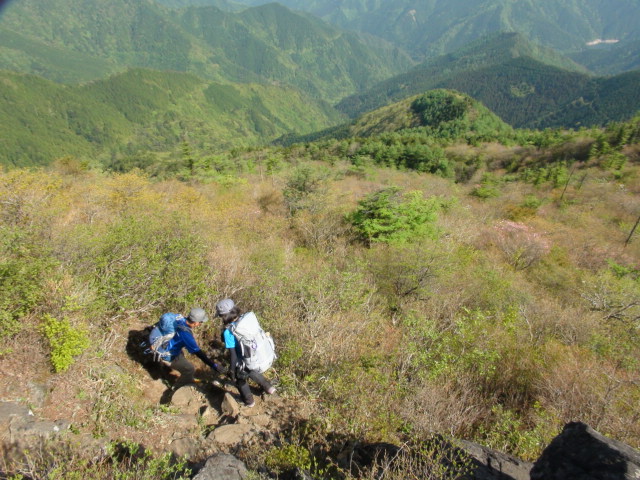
xmin=491 ymin=220 xmax=550 ymax=270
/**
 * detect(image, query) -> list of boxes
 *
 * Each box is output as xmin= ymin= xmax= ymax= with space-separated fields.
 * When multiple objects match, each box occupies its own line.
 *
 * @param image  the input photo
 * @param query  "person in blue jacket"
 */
xmin=163 ymin=307 xmax=221 ymax=388
xmin=215 ymin=299 xmax=275 ymax=407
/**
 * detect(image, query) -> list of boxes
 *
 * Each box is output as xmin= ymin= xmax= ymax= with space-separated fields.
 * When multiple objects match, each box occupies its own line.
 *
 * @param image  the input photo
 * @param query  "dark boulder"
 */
xmin=192 ymin=453 xmax=248 ymax=480
xmin=457 ymin=439 xmax=532 ymax=480
xmin=530 ymin=422 xmax=640 ymax=480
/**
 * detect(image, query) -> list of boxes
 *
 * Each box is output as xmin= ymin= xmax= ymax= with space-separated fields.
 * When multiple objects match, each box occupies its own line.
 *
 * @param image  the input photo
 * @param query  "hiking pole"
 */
xmin=624 ymin=213 xmax=640 ymax=248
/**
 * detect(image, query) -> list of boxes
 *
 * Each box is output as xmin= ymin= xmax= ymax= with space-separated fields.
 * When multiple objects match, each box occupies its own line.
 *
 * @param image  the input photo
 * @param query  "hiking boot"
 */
xmin=245 ymin=401 xmax=255 ymax=408
xmin=266 ymin=386 xmax=276 ymax=395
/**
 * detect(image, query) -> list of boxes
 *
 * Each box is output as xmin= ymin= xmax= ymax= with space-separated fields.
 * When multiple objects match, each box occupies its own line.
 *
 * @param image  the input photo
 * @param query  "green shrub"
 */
xmin=264 ymin=444 xmax=313 ymax=474
xmin=475 ymin=403 xmax=559 ymax=461
xmin=85 ymin=214 xmax=210 ymax=315
xmin=41 ymin=314 xmax=89 ymax=373
xmin=349 ymin=187 xmax=441 ymax=245
xmin=0 ymin=226 xmax=56 ymax=342
xmin=1 ymin=439 xmax=191 ymax=479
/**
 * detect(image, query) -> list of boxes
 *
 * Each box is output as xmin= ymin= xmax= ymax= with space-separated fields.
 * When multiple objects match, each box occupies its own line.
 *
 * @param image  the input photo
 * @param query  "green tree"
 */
xmin=349 ymin=187 xmax=441 ymax=245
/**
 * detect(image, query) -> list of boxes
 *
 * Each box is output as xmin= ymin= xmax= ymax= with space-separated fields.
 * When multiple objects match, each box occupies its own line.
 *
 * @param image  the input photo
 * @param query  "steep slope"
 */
xmin=283 ymin=89 xmax=513 ymax=146
xmin=337 ymin=33 xmax=640 ymax=129
xmin=570 ymin=39 xmax=640 ymax=75
xmin=0 ymin=68 xmax=344 ymax=167
xmin=0 ymin=0 xmax=413 ymax=103
xmin=534 ymin=70 xmax=640 ymax=128
xmin=174 ymin=3 xmax=412 ymax=102
xmin=155 ymin=0 xmax=244 ymax=9
xmin=229 ymin=0 xmax=640 ymax=61
xmin=337 ymin=32 xmax=587 ymax=118
xmin=441 ymin=58 xmax=640 ymax=128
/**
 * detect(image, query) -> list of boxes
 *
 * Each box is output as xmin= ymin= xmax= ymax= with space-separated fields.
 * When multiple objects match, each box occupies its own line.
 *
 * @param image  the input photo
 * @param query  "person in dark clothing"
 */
xmin=163 ymin=307 xmax=221 ymax=388
xmin=215 ymin=298 xmax=275 ymax=407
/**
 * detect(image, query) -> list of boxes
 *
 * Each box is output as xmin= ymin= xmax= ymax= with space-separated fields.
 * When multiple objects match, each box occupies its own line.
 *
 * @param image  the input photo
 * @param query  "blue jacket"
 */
xmin=167 ymin=319 xmax=201 ymax=359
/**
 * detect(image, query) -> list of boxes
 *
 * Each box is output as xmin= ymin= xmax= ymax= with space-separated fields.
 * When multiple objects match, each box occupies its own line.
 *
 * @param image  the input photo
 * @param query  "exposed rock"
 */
xmin=0 ymin=402 xmax=107 ymax=467
xmin=250 ymin=413 xmax=272 ymax=428
xmin=170 ymin=413 xmax=200 ymax=433
xmin=221 ymin=393 xmax=240 ymax=418
xmin=0 ymin=401 xmax=69 ymax=448
xmin=208 ymin=424 xmax=254 ymax=446
xmin=530 ymin=422 xmax=640 ymax=480
xmin=457 ymin=439 xmax=532 ymax=480
xmin=169 ymin=437 xmax=202 ymax=458
xmin=192 ymin=453 xmax=248 ymax=480
xmin=142 ymin=378 xmax=168 ymax=403
xmin=171 ymin=385 xmax=208 ymax=415
xmin=0 ymin=401 xmax=33 ymax=437
xmin=28 ymin=382 xmax=49 ymax=408
xmin=201 ymin=404 xmax=221 ymax=423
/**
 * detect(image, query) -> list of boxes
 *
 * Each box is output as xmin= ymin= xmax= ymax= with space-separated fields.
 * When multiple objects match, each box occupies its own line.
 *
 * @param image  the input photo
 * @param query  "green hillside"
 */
xmin=0 ymin=0 xmax=413 ymax=103
xmin=232 ymin=0 xmax=640 ymax=61
xmin=337 ymin=34 xmax=640 ymax=129
xmin=175 ymin=3 xmax=413 ymax=102
xmin=278 ymin=90 xmax=515 ymax=180
xmin=339 ymin=90 xmax=512 ymax=140
xmin=0 ymin=68 xmax=344 ymax=167
xmin=156 ymin=0 xmax=244 ymax=10
xmin=442 ymin=58 xmax=640 ymax=128
xmin=570 ymin=39 xmax=640 ymax=75
xmin=534 ymin=70 xmax=640 ymax=128
xmin=2 ymin=104 xmax=640 ymax=478
xmin=337 ymin=32 xmax=587 ymax=118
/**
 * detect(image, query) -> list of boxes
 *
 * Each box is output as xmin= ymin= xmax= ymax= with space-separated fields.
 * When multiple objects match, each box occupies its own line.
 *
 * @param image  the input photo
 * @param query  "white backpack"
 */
xmin=230 ymin=312 xmax=276 ymax=373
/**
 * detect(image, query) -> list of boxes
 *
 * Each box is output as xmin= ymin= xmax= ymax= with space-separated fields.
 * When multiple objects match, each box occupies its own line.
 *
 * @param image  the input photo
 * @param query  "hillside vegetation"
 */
xmin=338 ymin=34 xmax=640 ymax=129
xmin=230 ymin=0 xmax=640 ymax=60
xmin=0 ymin=0 xmax=412 ymax=103
xmin=0 ymin=68 xmax=343 ymax=167
xmin=2 ymin=87 xmax=640 ymax=477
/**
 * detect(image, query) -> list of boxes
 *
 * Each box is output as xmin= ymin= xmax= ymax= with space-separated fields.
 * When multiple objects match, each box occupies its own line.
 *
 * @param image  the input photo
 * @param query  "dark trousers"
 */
xmin=164 ymin=353 xmax=195 ymax=387
xmin=237 ymin=370 xmax=272 ymax=404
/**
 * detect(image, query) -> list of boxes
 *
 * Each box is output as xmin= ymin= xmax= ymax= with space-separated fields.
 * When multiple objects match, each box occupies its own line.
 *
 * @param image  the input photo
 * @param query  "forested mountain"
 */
xmin=337 ymin=33 xmax=586 ymax=117
xmin=0 ymin=0 xmax=412 ymax=102
xmin=155 ymin=0 xmax=243 ymax=10
xmin=570 ymin=39 xmax=640 ymax=75
xmin=442 ymin=59 xmax=640 ymax=129
xmin=337 ymin=34 xmax=640 ymax=129
xmin=0 ymin=68 xmax=343 ymax=167
xmin=230 ymin=0 xmax=640 ymax=62
xmin=279 ymin=89 xmax=514 ymax=150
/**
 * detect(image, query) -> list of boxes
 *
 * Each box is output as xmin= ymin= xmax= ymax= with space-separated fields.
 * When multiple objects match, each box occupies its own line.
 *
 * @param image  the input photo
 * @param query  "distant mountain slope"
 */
xmin=570 ymin=39 xmax=640 ymax=75
xmin=155 ymin=0 xmax=244 ymax=10
xmin=0 ymin=68 xmax=344 ymax=167
xmin=174 ymin=3 xmax=412 ymax=102
xmin=440 ymin=58 xmax=640 ymax=128
xmin=0 ymin=29 xmax=119 ymax=83
xmin=0 ymin=0 xmax=412 ymax=103
xmin=280 ymin=89 xmax=513 ymax=146
xmin=534 ymin=70 xmax=640 ymax=128
xmin=337 ymin=33 xmax=587 ymax=118
xmin=230 ymin=0 xmax=640 ymax=62
xmin=336 ymin=33 xmax=640 ymax=129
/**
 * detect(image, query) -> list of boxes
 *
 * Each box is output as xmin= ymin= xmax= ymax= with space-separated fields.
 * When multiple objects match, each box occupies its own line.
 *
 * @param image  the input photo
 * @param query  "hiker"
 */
xmin=215 ymin=298 xmax=276 ymax=407
xmin=156 ymin=307 xmax=222 ymax=388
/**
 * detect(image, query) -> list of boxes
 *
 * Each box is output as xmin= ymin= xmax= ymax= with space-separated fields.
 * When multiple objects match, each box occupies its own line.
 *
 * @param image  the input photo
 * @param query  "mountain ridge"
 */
xmin=0 ymin=67 xmax=344 ymax=167
xmin=0 ymin=0 xmax=413 ymax=102
xmin=337 ymin=33 xmax=640 ymax=129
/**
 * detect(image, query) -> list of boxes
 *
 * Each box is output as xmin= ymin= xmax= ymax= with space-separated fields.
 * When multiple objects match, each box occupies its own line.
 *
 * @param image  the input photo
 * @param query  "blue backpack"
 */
xmin=146 ymin=313 xmax=183 ymax=362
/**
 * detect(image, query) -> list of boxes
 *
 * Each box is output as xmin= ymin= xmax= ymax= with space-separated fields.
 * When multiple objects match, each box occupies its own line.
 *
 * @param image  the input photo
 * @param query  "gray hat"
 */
xmin=215 ymin=298 xmax=235 ymax=316
xmin=187 ymin=307 xmax=209 ymax=323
